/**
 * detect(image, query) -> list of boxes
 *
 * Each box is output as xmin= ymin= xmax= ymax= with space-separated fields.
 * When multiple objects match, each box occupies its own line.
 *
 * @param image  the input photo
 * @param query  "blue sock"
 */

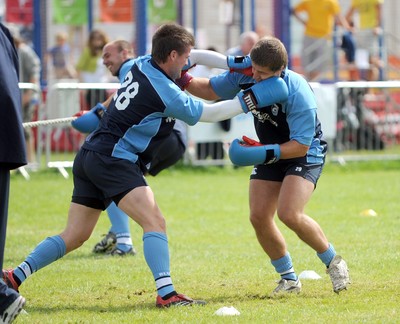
xmin=115 ymin=232 xmax=133 ymax=252
xmin=143 ymin=232 xmax=175 ymax=298
xmin=108 ymin=202 xmax=130 ymax=234
xmin=14 ymin=235 xmax=66 ymax=284
xmin=317 ymin=243 xmax=336 ymax=267
xmin=271 ymin=253 xmax=298 ymax=281
xmin=107 ymin=202 xmax=133 ymax=252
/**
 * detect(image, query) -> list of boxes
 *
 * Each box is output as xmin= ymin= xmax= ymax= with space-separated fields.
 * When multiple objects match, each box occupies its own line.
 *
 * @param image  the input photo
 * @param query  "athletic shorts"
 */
xmin=72 ymin=148 xmax=147 ymax=210
xmin=250 ymin=160 xmax=324 ymax=187
xmin=355 ymin=29 xmax=379 ymax=56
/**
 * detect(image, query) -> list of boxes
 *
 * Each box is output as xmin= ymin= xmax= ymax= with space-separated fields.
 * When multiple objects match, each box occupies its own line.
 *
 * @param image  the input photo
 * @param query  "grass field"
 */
xmin=5 ymin=160 xmax=400 ymax=323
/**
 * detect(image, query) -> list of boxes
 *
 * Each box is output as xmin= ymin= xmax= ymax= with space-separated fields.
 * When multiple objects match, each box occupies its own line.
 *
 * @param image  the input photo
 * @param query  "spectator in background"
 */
xmin=7 ymin=24 xmax=41 ymax=167
xmin=346 ymin=0 xmax=384 ymax=81
xmin=76 ymin=29 xmax=110 ymax=109
xmin=292 ymin=0 xmax=350 ymax=81
xmin=0 ymin=22 xmax=27 ymax=324
xmin=340 ymin=20 xmax=358 ymax=80
xmin=226 ymin=31 xmax=259 ymax=56
xmin=45 ymin=31 xmax=77 ymax=81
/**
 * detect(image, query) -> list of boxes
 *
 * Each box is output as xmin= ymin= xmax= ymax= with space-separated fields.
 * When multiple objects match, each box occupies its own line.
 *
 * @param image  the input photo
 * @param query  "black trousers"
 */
xmin=0 ymin=168 xmax=10 ymax=269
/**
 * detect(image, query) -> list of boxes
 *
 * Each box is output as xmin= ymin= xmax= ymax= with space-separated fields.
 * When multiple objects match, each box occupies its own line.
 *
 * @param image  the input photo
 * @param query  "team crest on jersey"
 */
xmin=271 ymin=104 xmax=279 ymax=116
xmin=251 ymin=110 xmax=278 ymax=127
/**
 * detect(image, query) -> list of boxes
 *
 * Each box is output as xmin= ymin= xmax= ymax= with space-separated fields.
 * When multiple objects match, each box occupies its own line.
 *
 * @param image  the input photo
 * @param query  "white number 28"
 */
xmin=114 ymin=71 xmax=139 ymax=110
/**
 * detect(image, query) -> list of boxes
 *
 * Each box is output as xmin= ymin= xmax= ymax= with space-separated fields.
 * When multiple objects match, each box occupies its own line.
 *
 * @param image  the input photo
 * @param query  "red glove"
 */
xmin=73 ymin=110 xmax=89 ymax=118
xmin=229 ymin=67 xmax=253 ymax=77
xmin=175 ymin=70 xmax=194 ymax=91
xmin=227 ymin=55 xmax=253 ymax=77
xmin=241 ymin=135 xmax=262 ymax=146
xmin=71 ymin=103 xmax=106 ymax=133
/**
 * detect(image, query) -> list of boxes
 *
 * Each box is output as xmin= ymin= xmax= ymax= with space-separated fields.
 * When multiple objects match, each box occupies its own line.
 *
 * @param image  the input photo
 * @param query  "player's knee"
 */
xmin=141 ymin=212 xmax=166 ymax=232
xmin=277 ymin=209 xmax=301 ymax=229
xmin=61 ymin=230 xmax=91 ymax=252
xmin=249 ymin=211 xmax=265 ymax=229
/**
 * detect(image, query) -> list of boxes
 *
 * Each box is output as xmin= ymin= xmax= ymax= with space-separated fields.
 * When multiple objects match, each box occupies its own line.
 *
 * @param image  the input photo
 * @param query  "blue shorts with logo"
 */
xmin=250 ymin=159 xmax=324 ymax=187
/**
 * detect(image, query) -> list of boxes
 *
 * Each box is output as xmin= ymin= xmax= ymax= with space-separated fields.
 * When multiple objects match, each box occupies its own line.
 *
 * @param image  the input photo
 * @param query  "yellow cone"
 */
xmin=360 ymin=209 xmax=378 ymax=217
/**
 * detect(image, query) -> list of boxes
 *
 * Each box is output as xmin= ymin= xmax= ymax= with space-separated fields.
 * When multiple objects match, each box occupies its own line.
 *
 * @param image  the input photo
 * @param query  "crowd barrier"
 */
xmin=19 ymin=81 xmax=400 ymax=178
xmin=332 ymin=81 xmax=400 ymax=164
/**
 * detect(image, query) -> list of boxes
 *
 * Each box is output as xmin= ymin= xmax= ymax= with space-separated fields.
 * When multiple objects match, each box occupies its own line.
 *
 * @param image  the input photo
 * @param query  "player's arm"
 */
xmin=188 ymin=49 xmax=253 ymax=74
xmin=175 ymin=49 xmax=226 ymax=100
xmin=177 ymin=50 xmax=252 ymax=100
xmin=186 ymin=77 xmax=220 ymax=101
xmin=71 ymin=92 xmax=115 ymax=133
xmin=199 ymin=76 xmax=289 ymax=122
xmin=102 ymin=93 xmax=114 ymax=108
xmin=229 ymin=136 xmax=309 ymax=167
xmin=279 ymin=140 xmax=309 ymax=160
xmin=169 ymin=75 xmax=288 ymax=125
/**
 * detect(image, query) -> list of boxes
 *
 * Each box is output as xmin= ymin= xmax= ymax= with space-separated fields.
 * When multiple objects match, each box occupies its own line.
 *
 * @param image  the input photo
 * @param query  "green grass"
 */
xmin=6 ymin=160 xmax=400 ymax=323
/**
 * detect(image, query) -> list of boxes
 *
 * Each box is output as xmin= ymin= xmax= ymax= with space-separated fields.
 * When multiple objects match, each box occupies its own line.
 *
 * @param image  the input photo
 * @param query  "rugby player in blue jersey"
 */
xmin=2 ymin=24 xmax=289 ymax=308
xmin=70 ymin=40 xmax=189 ymax=257
xmin=186 ymin=36 xmax=350 ymax=295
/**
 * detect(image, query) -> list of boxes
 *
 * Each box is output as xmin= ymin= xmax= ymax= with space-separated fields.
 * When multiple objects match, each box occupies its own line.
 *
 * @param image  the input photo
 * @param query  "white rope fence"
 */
xmin=22 ymin=116 xmax=77 ymax=128
xmin=20 ymin=116 xmax=80 ymax=180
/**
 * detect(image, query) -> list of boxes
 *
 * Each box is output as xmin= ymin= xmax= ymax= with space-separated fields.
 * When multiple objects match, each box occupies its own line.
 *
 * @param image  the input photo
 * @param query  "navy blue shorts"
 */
xmin=250 ymin=160 xmax=324 ymax=187
xmin=72 ymin=148 xmax=147 ymax=210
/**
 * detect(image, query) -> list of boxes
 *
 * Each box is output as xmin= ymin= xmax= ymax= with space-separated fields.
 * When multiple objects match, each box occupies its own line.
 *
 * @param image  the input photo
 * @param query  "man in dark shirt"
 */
xmin=0 ymin=22 xmax=27 ymax=323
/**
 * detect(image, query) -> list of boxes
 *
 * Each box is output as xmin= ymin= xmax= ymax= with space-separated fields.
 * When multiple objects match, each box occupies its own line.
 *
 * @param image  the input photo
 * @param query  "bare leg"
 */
xmin=277 ymin=175 xmax=329 ymax=253
xmin=249 ymin=179 xmax=285 ymax=260
xmin=60 ymin=202 xmax=102 ymax=253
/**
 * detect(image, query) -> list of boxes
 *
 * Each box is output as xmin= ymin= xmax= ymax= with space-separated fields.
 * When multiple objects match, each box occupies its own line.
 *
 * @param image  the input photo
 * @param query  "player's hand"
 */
xmin=229 ymin=138 xmax=280 ymax=166
xmin=71 ymin=103 xmax=106 ymax=133
xmin=227 ymin=55 xmax=253 ymax=76
xmin=175 ymin=70 xmax=194 ymax=91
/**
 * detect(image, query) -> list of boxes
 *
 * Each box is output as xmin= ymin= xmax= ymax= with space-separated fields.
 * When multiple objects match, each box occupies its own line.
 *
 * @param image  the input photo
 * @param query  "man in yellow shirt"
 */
xmin=346 ymin=0 xmax=384 ymax=81
xmin=292 ymin=0 xmax=349 ymax=81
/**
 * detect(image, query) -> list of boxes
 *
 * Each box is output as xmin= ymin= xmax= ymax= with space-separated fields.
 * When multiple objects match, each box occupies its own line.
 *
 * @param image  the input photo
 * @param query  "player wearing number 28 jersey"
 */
xmin=82 ymin=55 xmax=202 ymax=171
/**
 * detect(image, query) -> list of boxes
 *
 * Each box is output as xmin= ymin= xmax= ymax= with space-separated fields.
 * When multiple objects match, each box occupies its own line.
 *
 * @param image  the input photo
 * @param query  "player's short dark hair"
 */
xmin=250 ymin=36 xmax=288 ymax=72
xmin=151 ymin=23 xmax=195 ymax=63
